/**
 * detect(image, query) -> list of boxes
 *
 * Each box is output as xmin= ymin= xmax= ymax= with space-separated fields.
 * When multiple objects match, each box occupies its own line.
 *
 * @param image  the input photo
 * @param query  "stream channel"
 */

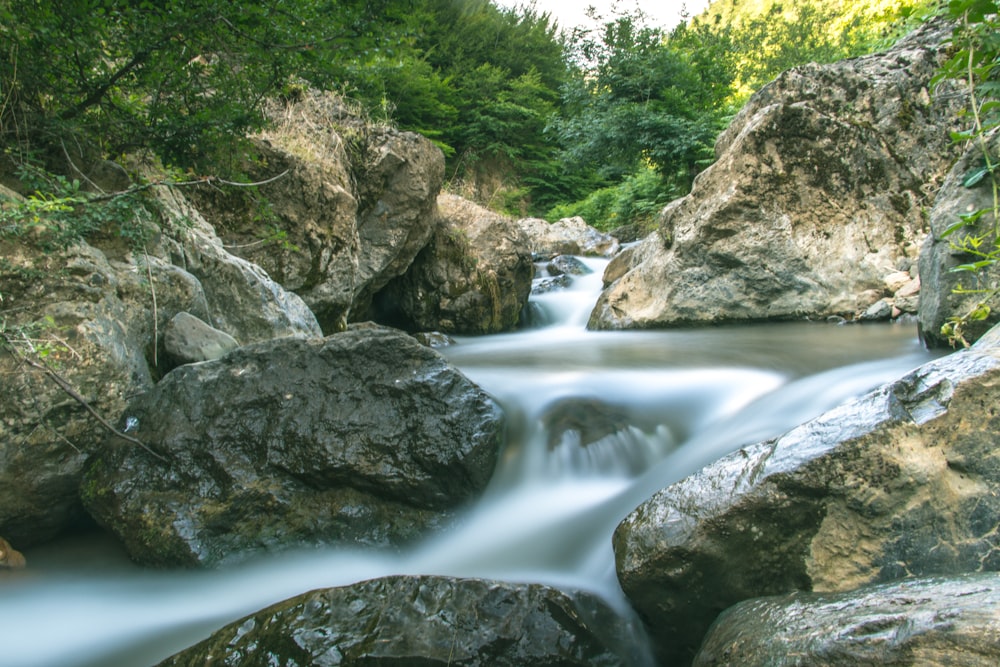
xmin=2 ymin=256 xmax=941 ymax=666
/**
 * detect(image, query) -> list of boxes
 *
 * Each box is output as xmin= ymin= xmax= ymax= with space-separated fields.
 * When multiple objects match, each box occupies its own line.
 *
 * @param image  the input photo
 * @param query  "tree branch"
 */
xmin=2 ymin=335 xmax=168 ymax=462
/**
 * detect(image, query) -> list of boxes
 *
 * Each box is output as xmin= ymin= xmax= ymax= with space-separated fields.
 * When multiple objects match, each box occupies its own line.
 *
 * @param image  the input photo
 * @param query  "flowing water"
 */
xmin=1 ymin=257 xmax=941 ymax=666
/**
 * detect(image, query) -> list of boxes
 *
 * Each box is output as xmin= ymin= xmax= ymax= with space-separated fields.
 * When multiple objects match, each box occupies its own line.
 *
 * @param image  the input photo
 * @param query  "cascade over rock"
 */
xmin=370 ymin=193 xmax=533 ymax=334
xmin=589 ymin=21 xmax=963 ymax=329
xmin=157 ymin=575 xmax=651 ymax=666
xmin=613 ymin=324 xmax=1000 ymax=665
xmin=81 ymin=328 xmax=505 ymax=567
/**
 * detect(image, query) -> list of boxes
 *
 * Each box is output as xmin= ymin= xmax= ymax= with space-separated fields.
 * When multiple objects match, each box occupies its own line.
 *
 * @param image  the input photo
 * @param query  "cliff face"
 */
xmin=588 ymin=20 xmax=965 ymax=330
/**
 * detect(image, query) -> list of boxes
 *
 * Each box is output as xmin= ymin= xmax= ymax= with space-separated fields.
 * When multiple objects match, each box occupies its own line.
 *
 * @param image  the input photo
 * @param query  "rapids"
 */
xmin=1 ymin=257 xmax=940 ymax=666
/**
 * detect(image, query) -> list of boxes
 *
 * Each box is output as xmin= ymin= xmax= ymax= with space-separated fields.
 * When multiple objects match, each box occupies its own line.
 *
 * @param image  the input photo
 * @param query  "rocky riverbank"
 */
xmin=2 ymin=16 xmax=1000 ymax=667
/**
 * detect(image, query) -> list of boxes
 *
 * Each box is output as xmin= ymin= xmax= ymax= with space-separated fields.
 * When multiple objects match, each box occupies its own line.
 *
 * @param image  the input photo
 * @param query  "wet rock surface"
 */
xmin=82 ymin=328 xmax=504 ymax=567
xmin=614 ymin=331 xmax=1000 ymax=664
xmin=157 ymin=575 xmax=652 ymax=667
xmin=695 ymin=573 xmax=1000 ymax=666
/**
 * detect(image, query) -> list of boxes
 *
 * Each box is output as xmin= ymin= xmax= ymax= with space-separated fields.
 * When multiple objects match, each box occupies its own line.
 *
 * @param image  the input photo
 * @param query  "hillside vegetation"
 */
xmin=0 ymin=0 xmax=955 ymax=238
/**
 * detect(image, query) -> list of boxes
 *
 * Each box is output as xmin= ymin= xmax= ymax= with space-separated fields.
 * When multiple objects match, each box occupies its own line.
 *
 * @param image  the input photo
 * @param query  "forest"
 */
xmin=0 ymin=0 xmax=984 ymax=238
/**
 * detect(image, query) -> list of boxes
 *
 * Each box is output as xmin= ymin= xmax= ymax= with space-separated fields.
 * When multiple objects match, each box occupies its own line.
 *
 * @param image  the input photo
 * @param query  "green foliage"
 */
xmin=687 ymin=0 xmax=942 ymax=104
xmin=0 ymin=0 xmax=417 ymax=168
xmin=0 ymin=313 xmax=71 ymax=369
xmin=546 ymin=167 xmax=674 ymax=232
xmin=932 ymin=0 xmax=1000 ymax=347
xmin=0 ymin=161 xmax=150 ymax=250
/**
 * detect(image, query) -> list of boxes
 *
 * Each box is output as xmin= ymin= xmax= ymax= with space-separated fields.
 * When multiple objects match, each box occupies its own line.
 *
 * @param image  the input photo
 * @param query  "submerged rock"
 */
xmin=695 ymin=573 xmax=1000 ymax=666
xmin=614 ymin=327 xmax=1000 ymax=664
xmin=82 ymin=328 xmax=504 ymax=567
xmin=157 ymin=575 xmax=653 ymax=667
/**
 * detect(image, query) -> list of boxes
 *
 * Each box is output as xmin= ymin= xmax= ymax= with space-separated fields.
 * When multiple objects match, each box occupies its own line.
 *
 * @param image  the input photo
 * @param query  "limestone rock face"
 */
xmin=695 ymin=574 xmax=1000 ymax=667
xmin=590 ymin=21 xmax=963 ymax=329
xmin=919 ymin=132 xmax=1000 ymax=348
xmin=157 ymin=575 xmax=652 ymax=667
xmin=82 ymin=329 xmax=504 ymax=567
xmin=188 ymin=92 xmax=445 ymax=333
xmin=371 ymin=194 xmax=533 ymax=334
xmin=153 ymin=183 xmax=323 ymax=343
xmin=613 ymin=329 xmax=1000 ymax=664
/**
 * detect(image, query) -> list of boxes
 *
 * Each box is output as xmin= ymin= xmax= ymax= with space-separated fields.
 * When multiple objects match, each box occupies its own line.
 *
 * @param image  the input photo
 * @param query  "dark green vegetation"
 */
xmin=0 ymin=0 xmax=957 ymax=241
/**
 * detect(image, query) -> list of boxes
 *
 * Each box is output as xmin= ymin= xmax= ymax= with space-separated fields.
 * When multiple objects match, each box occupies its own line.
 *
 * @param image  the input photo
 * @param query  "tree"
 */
xmin=551 ymin=11 xmax=729 ymax=193
xmin=0 ymin=0 xmax=410 ymax=167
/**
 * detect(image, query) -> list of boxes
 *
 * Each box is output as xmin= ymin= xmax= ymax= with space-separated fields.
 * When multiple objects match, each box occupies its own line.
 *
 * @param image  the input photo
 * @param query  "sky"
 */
xmin=494 ymin=0 xmax=713 ymax=33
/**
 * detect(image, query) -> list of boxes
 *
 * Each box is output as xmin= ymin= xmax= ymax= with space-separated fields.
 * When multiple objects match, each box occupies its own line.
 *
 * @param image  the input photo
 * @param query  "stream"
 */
xmin=1 ymin=257 xmax=941 ymax=666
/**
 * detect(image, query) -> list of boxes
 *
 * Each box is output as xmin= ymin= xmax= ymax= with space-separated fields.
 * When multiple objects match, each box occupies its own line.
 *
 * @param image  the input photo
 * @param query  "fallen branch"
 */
xmin=3 ymin=335 xmax=168 ymax=462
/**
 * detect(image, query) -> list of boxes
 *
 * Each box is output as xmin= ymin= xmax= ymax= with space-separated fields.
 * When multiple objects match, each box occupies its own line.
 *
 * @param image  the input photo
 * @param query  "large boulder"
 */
xmin=0 ymin=241 xmax=204 ymax=546
xmin=589 ymin=21 xmax=963 ymax=329
xmin=695 ymin=573 xmax=1000 ymax=666
xmin=187 ymin=91 xmax=445 ymax=333
xmin=157 ymin=575 xmax=652 ymax=667
xmin=613 ymin=326 xmax=1000 ymax=664
xmin=152 ymin=183 xmax=323 ymax=343
xmin=81 ymin=328 xmax=504 ymax=567
xmin=919 ymin=132 xmax=1000 ymax=348
xmin=370 ymin=194 xmax=533 ymax=334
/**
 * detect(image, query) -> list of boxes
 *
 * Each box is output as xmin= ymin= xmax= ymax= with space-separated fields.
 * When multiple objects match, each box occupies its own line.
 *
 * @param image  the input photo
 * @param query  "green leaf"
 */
xmin=964 ymin=167 xmax=990 ymax=187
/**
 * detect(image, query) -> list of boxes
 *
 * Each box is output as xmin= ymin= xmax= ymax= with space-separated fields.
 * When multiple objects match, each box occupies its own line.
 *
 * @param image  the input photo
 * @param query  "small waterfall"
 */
xmin=2 ymin=256 xmax=940 ymax=667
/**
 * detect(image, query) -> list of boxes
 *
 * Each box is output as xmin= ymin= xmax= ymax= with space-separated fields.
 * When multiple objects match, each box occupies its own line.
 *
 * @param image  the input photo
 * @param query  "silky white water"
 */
xmin=1 ymin=257 xmax=939 ymax=666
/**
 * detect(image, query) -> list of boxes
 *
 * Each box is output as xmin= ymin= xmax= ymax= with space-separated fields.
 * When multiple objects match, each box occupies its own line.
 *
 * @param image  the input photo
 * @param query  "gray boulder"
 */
xmin=0 ymin=243 xmax=207 ymax=546
xmin=590 ymin=21 xmax=963 ymax=329
xmin=162 ymin=311 xmax=239 ymax=367
xmin=370 ymin=194 xmax=533 ymax=334
xmin=82 ymin=328 xmax=504 ymax=567
xmin=695 ymin=573 xmax=1000 ymax=666
xmin=153 ymin=183 xmax=323 ymax=342
xmin=157 ymin=575 xmax=652 ymax=667
xmin=518 ymin=215 xmax=620 ymax=257
xmin=613 ymin=327 xmax=1000 ymax=664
